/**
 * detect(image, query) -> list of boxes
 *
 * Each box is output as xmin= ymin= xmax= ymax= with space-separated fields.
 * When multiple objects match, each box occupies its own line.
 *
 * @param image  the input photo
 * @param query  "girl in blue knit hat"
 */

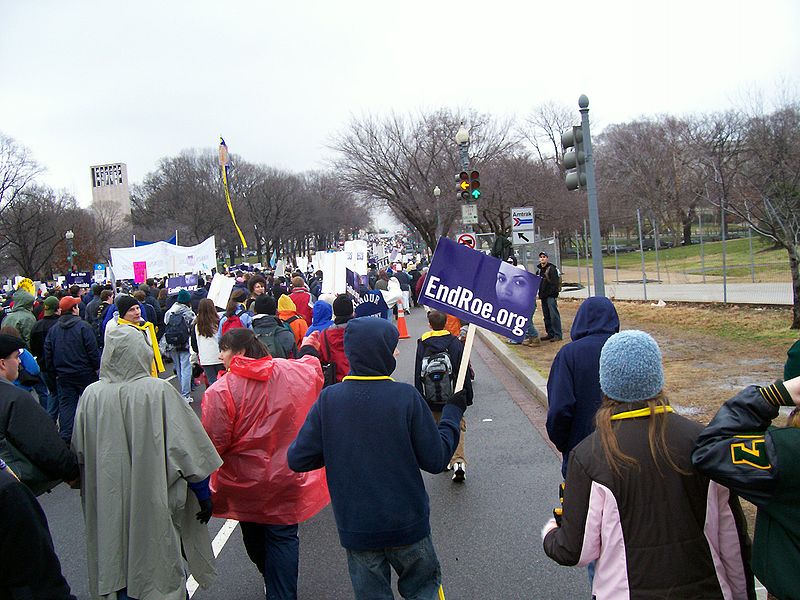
xmin=542 ymin=330 xmax=754 ymax=599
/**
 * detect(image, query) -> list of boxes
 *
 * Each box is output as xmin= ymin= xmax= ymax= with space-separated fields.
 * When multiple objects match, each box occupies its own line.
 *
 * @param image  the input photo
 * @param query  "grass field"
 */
xmin=563 ymin=237 xmax=790 ymax=280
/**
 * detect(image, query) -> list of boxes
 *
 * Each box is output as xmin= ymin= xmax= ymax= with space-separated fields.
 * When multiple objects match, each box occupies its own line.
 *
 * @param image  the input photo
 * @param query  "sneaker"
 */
xmin=550 ymin=336 xmax=563 ymax=342
xmin=506 ymin=339 xmax=522 ymax=345
xmin=522 ymin=338 xmax=540 ymax=347
xmin=540 ymin=335 xmax=553 ymax=341
xmin=452 ymin=462 xmax=466 ymax=482
xmin=184 ymin=395 xmax=194 ymax=404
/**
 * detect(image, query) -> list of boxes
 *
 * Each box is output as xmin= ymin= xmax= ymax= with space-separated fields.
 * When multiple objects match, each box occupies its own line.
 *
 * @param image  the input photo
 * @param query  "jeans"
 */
xmin=202 ymin=364 xmax=224 ymax=386
xmin=171 ymin=350 xmax=192 ymax=397
xmin=35 ymin=373 xmax=59 ymax=422
xmin=526 ymin=303 xmax=540 ymax=340
xmin=346 ymin=535 xmax=442 ymax=600
xmin=540 ymin=296 xmax=562 ymax=339
xmin=57 ymin=372 xmax=98 ymax=443
xmin=240 ymin=522 xmax=299 ymax=600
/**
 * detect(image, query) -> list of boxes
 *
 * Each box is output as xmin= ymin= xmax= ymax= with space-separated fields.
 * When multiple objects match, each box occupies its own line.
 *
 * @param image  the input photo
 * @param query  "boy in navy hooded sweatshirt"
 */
xmin=288 ymin=317 xmax=466 ymax=599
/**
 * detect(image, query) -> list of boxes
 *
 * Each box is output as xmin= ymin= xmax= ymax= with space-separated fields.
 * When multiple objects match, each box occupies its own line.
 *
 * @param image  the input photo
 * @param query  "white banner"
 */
xmin=110 ymin=236 xmax=217 ymax=279
xmin=320 ymin=252 xmax=349 ymax=295
xmin=344 ymin=240 xmax=368 ymax=275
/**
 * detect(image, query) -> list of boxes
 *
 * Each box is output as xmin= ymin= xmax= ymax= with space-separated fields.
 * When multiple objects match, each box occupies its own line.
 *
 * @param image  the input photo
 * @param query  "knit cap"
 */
xmin=177 ymin=289 xmax=192 ymax=304
xmin=254 ymin=295 xmax=277 ymax=316
xmin=333 ymin=295 xmax=354 ymax=318
xmin=116 ymin=295 xmax=139 ymax=319
xmin=599 ymin=330 xmax=664 ymax=403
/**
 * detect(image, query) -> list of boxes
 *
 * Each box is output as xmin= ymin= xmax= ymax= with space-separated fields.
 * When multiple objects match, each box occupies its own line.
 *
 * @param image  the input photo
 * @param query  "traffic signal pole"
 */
xmin=578 ymin=95 xmax=605 ymax=297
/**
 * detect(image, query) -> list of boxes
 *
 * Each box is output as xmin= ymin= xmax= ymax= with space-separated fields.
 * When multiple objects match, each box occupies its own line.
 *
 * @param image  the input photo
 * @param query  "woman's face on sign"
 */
xmin=495 ymin=261 xmax=531 ymax=314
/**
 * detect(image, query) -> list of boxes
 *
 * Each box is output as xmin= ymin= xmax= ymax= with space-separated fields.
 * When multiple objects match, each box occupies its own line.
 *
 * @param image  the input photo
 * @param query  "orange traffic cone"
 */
xmin=396 ymin=300 xmax=410 ymax=339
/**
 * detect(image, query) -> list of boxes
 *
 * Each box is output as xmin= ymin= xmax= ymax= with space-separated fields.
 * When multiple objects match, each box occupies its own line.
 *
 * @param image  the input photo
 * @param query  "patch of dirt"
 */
xmin=507 ymin=298 xmax=794 ymax=424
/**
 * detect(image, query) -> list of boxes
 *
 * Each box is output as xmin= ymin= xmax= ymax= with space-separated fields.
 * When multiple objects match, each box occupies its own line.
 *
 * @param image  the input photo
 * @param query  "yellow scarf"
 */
xmin=119 ymin=318 xmax=165 ymax=376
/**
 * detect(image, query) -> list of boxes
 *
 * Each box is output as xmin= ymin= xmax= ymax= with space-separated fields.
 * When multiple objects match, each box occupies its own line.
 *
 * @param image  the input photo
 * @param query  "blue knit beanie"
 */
xmin=599 ymin=330 xmax=664 ymax=403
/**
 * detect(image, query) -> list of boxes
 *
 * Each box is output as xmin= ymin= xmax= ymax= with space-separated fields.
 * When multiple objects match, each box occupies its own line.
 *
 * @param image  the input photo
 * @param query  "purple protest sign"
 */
xmin=419 ymin=237 xmax=541 ymax=341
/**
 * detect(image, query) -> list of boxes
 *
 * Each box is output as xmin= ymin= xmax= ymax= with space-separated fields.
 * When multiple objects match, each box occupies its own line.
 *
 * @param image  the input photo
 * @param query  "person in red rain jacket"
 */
xmin=301 ymin=295 xmax=354 ymax=383
xmin=202 ymin=328 xmax=329 ymax=599
xmin=288 ymin=277 xmax=314 ymax=326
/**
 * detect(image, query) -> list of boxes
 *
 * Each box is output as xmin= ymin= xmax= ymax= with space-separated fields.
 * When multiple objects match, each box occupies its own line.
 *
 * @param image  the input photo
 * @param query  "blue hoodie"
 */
xmin=305 ymin=300 xmax=334 ymax=337
xmin=288 ymin=317 xmax=463 ymax=551
xmin=545 ymin=297 xmax=620 ymax=477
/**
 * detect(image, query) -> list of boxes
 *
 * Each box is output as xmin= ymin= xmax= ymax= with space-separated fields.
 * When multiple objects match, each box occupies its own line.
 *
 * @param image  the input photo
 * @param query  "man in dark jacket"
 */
xmin=251 ymin=295 xmax=297 ymax=359
xmin=0 ymin=333 xmax=79 ymax=490
xmin=84 ymin=285 xmax=103 ymax=329
xmin=288 ymin=318 xmax=466 ymax=599
xmin=414 ymin=309 xmax=473 ymax=482
xmin=190 ymin=277 xmax=208 ymax=313
xmin=138 ymin=284 xmax=162 ymax=329
xmin=0 ymin=464 xmax=78 ymax=599
xmin=536 ymin=252 xmax=562 ymax=342
xmin=545 ymin=297 xmax=619 ymax=477
xmin=44 ymin=296 xmax=100 ymax=443
xmin=30 ymin=296 xmax=61 ymax=421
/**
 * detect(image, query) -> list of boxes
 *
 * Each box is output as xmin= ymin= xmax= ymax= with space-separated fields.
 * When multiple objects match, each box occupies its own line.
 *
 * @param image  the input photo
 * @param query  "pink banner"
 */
xmin=133 ymin=261 xmax=148 ymax=284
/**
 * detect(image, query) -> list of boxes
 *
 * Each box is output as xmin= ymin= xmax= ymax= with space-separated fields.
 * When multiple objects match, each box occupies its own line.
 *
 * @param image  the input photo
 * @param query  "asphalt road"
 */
xmin=39 ymin=308 xmax=587 ymax=599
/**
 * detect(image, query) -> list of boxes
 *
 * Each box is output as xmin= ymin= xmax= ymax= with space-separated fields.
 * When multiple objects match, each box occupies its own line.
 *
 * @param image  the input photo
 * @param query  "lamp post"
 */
xmin=432 ymin=185 xmax=441 ymax=242
xmin=65 ymin=230 xmax=75 ymax=272
xmin=455 ymin=123 xmax=470 ymax=172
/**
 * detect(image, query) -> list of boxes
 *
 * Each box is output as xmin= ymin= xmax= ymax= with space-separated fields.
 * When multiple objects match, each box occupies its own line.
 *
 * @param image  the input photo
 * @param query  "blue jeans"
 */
xmin=57 ymin=372 xmax=98 ymax=443
xmin=346 ymin=535 xmax=442 ymax=600
xmin=540 ymin=296 xmax=562 ymax=339
xmin=35 ymin=373 xmax=59 ymax=422
xmin=526 ymin=303 xmax=540 ymax=340
xmin=171 ymin=350 xmax=192 ymax=397
xmin=202 ymin=364 xmax=223 ymax=386
xmin=240 ymin=522 xmax=299 ymax=599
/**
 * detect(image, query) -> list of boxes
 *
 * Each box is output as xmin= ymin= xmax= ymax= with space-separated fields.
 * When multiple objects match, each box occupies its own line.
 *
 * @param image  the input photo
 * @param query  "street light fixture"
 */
xmin=432 ymin=186 xmax=441 ymax=241
xmin=65 ymin=230 xmax=75 ymax=272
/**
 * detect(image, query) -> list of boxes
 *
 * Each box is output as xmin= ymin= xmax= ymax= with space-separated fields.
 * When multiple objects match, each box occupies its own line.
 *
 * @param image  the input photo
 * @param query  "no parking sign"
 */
xmin=456 ymin=233 xmax=476 ymax=249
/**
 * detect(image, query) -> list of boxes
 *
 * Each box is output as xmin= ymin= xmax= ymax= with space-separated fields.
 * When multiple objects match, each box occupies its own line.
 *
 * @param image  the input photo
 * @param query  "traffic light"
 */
xmin=456 ymin=171 xmax=470 ymax=200
xmin=469 ymin=170 xmax=480 ymax=200
xmin=561 ymin=125 xmax=586 ymax=190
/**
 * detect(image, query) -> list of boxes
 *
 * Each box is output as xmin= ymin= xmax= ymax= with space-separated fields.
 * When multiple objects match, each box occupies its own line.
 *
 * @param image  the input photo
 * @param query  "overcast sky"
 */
xmin=1 ymin=0 xmax=797 ymax=213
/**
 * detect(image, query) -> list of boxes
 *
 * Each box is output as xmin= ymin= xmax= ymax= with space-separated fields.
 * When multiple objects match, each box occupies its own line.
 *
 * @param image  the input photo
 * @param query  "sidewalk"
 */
xmin=560 ymin=280 xmax=793 ymax=305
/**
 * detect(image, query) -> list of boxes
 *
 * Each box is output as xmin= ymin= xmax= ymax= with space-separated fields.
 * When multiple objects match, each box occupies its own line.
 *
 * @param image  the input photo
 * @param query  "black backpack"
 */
xmin=164 ymin=312 xmax=190 ymax=349
xmin=254 ymin=322 xmax=293 ymax=359
xmin=420 ymin=350 xmax=454 ymax=411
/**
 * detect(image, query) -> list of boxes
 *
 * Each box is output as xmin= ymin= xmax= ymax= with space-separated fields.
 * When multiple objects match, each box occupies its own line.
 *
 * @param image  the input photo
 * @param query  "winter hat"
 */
xmin=116 ymin=295 xmax=139 ymax=318
xmin=599 ymin=330 xmax=665 ymax=403
xmin=254 ymin=294 xmax=277 ymax=315
xmin=43 ymin=296 xmax=59 ymax=315
xmin=177 ymin=289 xmax=192 ymax=305
xmin=332 ymin=295 xmax=354 ymax=318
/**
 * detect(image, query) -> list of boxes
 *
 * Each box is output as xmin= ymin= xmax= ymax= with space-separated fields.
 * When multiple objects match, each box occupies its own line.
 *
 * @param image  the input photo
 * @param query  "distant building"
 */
xmin=90 ymin=163 xmax=131 ymax=216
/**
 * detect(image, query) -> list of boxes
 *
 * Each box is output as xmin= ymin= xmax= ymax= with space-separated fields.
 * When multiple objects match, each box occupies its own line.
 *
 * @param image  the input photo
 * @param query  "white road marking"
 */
xmin=165 ymin=375 xmax=176 ymax=382
xmin=187 ymin=519 xmax=239 ymax=597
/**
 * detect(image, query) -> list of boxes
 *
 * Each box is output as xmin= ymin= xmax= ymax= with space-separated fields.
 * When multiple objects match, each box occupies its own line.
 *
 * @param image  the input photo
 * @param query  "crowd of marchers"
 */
xmin=1 ymin=255 xmax=800 ymax=600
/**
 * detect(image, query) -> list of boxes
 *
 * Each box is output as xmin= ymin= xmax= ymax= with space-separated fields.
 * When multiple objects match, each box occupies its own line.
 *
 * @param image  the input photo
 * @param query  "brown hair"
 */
xmin=133 ymin=290 xmax=146 ymax=302
xmin=594 ymin=393 xmax=690 ymax=477
xmin=0 ymin=327 xmax=20 ymax=338
xmin=247 ymin=275 xmax=266 ymax=295
xmin=219 ymin=328 xmax=270 ymax=359
xmin=195 ymin=298 xmax=220 ymax=338
xmin=427 ymin=310 xmax=447 ymax=331
xmin=226 ymin=289 xmax=247 ymax=317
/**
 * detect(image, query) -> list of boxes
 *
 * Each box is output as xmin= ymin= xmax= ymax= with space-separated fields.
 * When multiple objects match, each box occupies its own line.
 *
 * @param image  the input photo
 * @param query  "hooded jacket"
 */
xmin=202 ymin=354 xmax=329 ymax=525
xmin=289 ymin=286 xmax=314 ymax=326
xmin=288 ymin=317 xmax=464 ymax=551
xmin=72 ymin=325 xmax=223 ymax=600
xmin=251 ymin=314 xmax=297 ymax=359
xmin=277 ymin=295 xmax=308 ymax=345
xmin=546 ymin=297 xmax=620 ymax=476
xmin=306 ymin=300 xmax=334 ymax=336
xmin=4 ymin=290 xmax=36 ymax=345
xmin=44 ymin=314 xmax=101 ymax=379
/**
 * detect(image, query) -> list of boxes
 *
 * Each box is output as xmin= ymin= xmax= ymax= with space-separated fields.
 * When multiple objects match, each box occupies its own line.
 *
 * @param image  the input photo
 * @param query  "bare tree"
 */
xmin=331 ymin=109 xmax=518 ymax=250
xmin=519 ymin=101 xmax=575 ymax=166
xmin=91 ymin=200 xmax=132 ymax=261
xmin=0 ymin=133 xmax=42 ymax=214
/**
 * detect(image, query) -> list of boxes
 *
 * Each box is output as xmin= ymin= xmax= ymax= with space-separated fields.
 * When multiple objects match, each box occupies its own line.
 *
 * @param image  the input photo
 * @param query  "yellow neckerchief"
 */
xmin=421 ymin=329 xmax=450 ymax=341
xmin=119 ymin=318 xmax=165 ymax=376
xmin=610 ymin=405 xmax=674 ymax=421
xmin=342 ymin=375 xmax=395 ymax=382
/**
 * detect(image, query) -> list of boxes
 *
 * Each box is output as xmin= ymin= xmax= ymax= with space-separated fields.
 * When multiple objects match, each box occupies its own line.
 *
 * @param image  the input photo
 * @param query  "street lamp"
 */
xmin=432 ymin=186 xmax=441 ymax=241
xmin=455 ymin=123 xmax=470 ymax=172
xmin=65 ymin=230 xmax=75 ymax=272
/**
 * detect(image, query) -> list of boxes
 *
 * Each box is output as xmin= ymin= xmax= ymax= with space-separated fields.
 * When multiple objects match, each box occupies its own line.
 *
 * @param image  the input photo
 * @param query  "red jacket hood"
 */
xmin=228 ymin=354 xmax=276 ymax=381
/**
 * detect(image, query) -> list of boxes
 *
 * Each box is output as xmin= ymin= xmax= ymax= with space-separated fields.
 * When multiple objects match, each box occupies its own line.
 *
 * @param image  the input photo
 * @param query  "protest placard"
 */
xmin=419 ymin=237 xmax=541 ymax=342
xmin=65 ymin=272 xmax=92 ymax=286
xmin=166 ymin=274 xmax=199 ymax=295
xmin=207 ymin=274 xmax=235 ymax=309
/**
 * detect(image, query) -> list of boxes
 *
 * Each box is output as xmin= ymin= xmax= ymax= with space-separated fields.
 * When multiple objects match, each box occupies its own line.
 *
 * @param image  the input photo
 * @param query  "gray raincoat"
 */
xmin=71 ymin=324 xmax=223 ymax=600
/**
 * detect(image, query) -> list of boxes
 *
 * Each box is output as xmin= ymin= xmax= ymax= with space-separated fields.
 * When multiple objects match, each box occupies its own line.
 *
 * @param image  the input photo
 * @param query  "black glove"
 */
xmin=447 ymin=389 xmax=468 ymax=413
xmin=196 ymin=498 xmax=213 ymax=524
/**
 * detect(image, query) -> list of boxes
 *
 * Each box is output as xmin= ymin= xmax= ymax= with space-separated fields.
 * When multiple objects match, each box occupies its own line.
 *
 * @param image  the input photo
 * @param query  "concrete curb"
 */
xmin=475 ymin=328 xmax=549 ymax=409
